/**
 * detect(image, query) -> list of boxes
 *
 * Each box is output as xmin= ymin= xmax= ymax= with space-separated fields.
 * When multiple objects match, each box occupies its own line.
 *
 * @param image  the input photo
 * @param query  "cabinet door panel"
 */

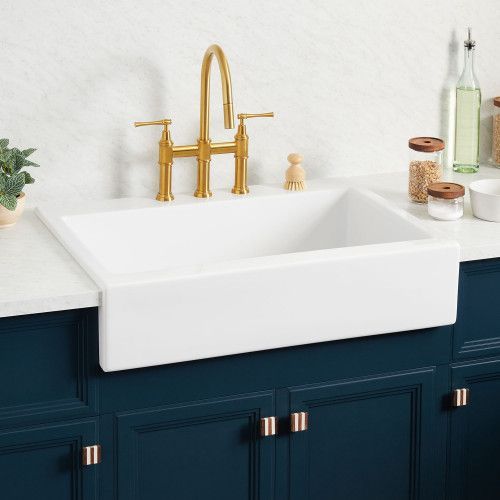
xmin=288 ymin=368 xmax=440 ymax=500
xmin=0 ymin=308 xmax=99 ymax=428
xmin=0 ymin=419 xmax=98 ymax=500
xmin=454 ymin=259 xmax=500 ymax=359
xmin=450 ymin=358 xmax=500 ymax=500
xmin=116 ymin=392 xmax=274 ymax=500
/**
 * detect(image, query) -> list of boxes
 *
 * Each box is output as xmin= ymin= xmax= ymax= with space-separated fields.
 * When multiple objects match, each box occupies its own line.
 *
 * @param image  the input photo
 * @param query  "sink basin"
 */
xmin=37 ymin=184 xmax=459 ymax=371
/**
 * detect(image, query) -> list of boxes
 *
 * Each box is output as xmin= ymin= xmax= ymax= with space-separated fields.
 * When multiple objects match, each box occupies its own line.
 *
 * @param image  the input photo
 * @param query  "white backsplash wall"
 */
xmin=1 ymin=0 xmax=499 ymax=205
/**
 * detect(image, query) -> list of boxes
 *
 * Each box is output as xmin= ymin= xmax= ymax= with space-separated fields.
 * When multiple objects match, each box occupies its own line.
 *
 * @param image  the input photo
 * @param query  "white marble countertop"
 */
xmin=0 ymin=210 xmax=99 ymax=317
xmin=2 ymin=164 xmax=500 ymax=318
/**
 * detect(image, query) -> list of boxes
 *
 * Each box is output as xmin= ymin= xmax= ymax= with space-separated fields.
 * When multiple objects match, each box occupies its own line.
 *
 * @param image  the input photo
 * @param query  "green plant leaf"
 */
xmin=22 ymin=148 xmax=36 ymax=157
xmin=0 ymin=138 xmax=9 ymax=151
xmin=0 ymin=150 xmax=11 ymax=163
xmin=13 ymin=153 xmax=25 ymax=173
xmin=3 ymin=156 xmax=15 ymax=175
xmin=0 ymin=173 xmax=6 ymax=191
xmin=22 ymin=159 xmax=40 ymax=167
xmin=4 ymin=173 xmax=25 ymax=195
xmin=0 ymin=193 xmax=17 ymax=211
xmin=22 ymin=171 xmax=35 ymax=184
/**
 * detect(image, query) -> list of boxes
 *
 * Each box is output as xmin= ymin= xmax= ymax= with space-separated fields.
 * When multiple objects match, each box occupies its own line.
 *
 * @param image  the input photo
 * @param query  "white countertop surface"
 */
xmin=2 ymin=165 xmax=500 ymax=318
xmin=0 ymin=210 xmax=99 ymax=317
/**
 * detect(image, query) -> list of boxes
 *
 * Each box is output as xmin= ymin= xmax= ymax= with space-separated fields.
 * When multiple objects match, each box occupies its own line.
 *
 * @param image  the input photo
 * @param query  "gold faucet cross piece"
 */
xmin=134 ymin=45 xmax=274 ymax=201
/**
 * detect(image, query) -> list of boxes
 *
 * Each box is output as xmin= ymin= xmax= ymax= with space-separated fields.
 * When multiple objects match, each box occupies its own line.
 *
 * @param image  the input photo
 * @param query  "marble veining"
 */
xmin=0 ymin=0 xmax=499 ymax=208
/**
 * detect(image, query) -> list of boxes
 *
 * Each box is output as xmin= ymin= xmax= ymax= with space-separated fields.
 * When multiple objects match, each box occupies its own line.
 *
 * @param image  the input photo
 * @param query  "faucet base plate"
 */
xmin=194 ymin=190 xmax=213 ymax=199
xmin=156 ymin=193 xmax=174 ymax=202
xmin=231 ymin=186 xmax=249 ymax=195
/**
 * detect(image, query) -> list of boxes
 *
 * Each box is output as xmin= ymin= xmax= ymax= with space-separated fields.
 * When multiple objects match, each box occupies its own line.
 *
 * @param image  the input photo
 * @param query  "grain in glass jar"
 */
xmin=493 ymin=97 xmax=500 ymax=166
xmin=408 ymin=137 xmax=444 ymax=203
xmin=427 ymin=182 xmax=465 ymax=221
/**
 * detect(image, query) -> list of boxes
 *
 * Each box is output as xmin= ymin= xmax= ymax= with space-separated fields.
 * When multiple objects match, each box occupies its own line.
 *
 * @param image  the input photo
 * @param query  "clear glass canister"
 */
xmin=427 ymin=182 xmax=465 ymax=221
xmin=493 ymin=97 xmax=500 ymax=166
xmin=408 ymin=137 xmax=444 ymax=203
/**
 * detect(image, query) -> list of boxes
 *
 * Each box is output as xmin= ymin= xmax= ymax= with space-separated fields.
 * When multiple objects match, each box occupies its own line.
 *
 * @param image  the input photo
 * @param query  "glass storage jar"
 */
xmin=408 ymin=137 xmax=444 ymax=203
xmin=427 ymin=182 xmax=465 ymax=220
xmin=493 ymin=97 xmax=500 ymax=166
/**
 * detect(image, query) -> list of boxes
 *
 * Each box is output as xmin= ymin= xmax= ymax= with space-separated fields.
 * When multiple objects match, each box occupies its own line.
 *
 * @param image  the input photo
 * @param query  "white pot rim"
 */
xmin=470 ymin=179 xmax=500 ymax=198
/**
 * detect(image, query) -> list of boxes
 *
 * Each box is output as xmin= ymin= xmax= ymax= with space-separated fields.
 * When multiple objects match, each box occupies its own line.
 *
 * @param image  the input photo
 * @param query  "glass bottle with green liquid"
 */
xmin=453 ymin=28 xmax=481 ymax=173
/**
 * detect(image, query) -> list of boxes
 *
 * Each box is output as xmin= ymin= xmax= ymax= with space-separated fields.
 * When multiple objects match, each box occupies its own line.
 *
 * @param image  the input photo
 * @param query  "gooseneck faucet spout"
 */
xmin=200 ymin=44 xmax=234 ymax=140
xmin=195 ymin=44 xmax=235 ymax=198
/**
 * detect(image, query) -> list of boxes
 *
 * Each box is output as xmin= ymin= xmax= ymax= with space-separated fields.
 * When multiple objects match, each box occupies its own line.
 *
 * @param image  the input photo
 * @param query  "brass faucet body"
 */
xmin=192 ymin=44 xmax=234 ymax=197
xmin=135 ymin=45 xmax=273 ymax=201
xmin=134 ymin=119 xmax=174 ymax=201
xmin=232 ymin=113 xmax=274 ymax=194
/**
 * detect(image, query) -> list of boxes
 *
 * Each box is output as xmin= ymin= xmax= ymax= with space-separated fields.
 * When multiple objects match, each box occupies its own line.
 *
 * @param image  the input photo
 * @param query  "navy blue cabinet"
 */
xmin=287 ymin=368 xmax=445 ymax=500
xmin=449 ymin=357 xmax=500 ymax=500
xmin=114 ymin=392 xmax=275 ymax=500
xmin=454 ymin=259 xmax=500 ymax=359
xmin=0 ymin=309 xmax=99 ymax=428
xmin=0 ymin=418 xmax=98 ymax=500
xmin=4 ymin=258 xmax=500 ymax=499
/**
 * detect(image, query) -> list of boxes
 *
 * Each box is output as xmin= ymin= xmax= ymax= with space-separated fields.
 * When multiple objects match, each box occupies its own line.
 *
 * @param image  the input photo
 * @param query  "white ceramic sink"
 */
xmin=38 ymin=183 xmax=459 ymax=372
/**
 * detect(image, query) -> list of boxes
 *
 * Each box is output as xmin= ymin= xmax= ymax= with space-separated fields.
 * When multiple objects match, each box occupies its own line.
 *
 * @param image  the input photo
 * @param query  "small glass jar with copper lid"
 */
xmin=427 ymin=182 xmax=465 ymax=220
xmin=492 ymin=97 xmax=500 ymax=166
xmin=408 ymin=137 xmax=444 ymax=203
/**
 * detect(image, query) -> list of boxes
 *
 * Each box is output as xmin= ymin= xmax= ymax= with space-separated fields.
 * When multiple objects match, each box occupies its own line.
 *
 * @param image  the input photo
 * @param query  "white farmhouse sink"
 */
xmin=37 ymin=184 xmax=459 ymax=372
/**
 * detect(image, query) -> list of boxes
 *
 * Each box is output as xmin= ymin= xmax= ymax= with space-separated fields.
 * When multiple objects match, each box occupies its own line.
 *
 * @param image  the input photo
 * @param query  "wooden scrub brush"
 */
xmin=284 ymin=153 xmax=306 ymax=191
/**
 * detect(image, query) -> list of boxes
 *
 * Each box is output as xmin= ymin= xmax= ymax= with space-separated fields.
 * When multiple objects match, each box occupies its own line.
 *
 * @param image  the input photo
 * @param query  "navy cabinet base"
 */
xmin=2 ymin=258 xmax=500 ymax=499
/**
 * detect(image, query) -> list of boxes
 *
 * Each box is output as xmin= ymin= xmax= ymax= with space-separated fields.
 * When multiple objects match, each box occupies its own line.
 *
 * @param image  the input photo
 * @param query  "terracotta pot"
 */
xmin=0 ymin=192 xmax=26 ymax=228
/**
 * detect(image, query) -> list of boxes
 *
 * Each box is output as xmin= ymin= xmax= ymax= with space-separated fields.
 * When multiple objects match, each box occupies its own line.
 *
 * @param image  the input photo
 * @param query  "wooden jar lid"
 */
xmin=494 ymin=97 xmax=500 ymax=108
xmin=409 ymin=137 xmax=445 ymax=152
xmin=427 ymin=182 xmax=465 ymax=199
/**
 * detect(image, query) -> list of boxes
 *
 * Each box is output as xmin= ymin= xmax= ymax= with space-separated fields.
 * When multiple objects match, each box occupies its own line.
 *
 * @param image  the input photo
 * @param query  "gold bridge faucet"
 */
xmin=135 ymin=44 xmax=273 ymax=201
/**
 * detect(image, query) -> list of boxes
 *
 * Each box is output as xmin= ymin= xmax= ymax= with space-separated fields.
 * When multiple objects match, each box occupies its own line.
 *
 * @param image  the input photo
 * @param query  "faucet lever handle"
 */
xmin=134 ymin=119 xmax=174 ymax=202
xmin=237 ymin=112 xmax=274 ymax=125
xmin=134 ymin=119 xmax=172 ymax=132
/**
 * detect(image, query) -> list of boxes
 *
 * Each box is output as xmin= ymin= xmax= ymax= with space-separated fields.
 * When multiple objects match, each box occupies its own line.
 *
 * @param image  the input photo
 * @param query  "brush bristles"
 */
xmin=284 ymin=180 xmax=305 ymax=191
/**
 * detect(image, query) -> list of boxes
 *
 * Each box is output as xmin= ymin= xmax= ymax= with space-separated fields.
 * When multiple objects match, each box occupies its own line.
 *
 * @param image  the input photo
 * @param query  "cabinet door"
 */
xmin=288 ymin=368 xmax=442 ymax=500
xmin=449 ymin=358 xmax=500 ymax=500
xmin=116 ymin=391 xmax=275 ymax=500
xmin=454 ymin=259 xmax=500 ymax=360
xmin=0 ymin=419 xmax=98 ymax=500
xmin=0 ymin=309 xmax=99 ymax=428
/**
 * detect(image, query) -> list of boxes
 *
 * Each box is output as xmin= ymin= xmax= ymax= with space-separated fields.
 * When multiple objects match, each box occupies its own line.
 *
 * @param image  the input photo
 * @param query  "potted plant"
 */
xmin=0 ymin=138 xmax=39 ymax=228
